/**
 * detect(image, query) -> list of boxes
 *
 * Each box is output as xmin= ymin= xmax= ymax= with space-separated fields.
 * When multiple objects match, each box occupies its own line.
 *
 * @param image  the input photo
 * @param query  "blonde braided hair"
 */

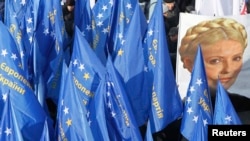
xmin=179 ymin=18 xmax=248 ymax=62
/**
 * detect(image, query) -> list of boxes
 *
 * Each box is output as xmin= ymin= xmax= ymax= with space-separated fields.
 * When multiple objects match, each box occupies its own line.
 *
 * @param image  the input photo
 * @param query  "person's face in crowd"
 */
xmin=169 ymin=34 xmax=178 ymax=42
xmin=201 ymin=39 xmax=244 ymax=91
xmin=67 ymin=5 xmax=74 ymax=12
xmin=164 ymin=2 xmax=175 ymax=11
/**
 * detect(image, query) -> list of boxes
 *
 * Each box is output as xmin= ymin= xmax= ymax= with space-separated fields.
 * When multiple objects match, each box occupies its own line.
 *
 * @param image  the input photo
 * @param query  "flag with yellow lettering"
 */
xmin=143 ymin=0 xmax=183 ymax=139
xmin=113 ymin=2 xmax=149 ymax=126
xmin=55 ymin=61 xmax=94 ymax=141
xmin=180 ymin=46 xmax=213 ymax=141
xmin=87 ymin=56 xmax=143 ymax=141
xmin=70 ymin=26 xmax=106 ymax=107
xmin=90 ymin=0 xmax=114 ymax=65
xmin=0 ymin=20 xmax=53 ymax=141
xmin=4 ymin=0 xmax=34 ymax=79
xmin=107 ymin=0 xmax=138 ymax=55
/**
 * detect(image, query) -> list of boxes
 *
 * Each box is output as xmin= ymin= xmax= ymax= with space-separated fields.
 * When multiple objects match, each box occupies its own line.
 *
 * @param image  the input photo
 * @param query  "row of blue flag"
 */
xmin=0 ymin=0 xmax=242 ymax=140
xmin=180 ymin=46 xmax=242 ymax=141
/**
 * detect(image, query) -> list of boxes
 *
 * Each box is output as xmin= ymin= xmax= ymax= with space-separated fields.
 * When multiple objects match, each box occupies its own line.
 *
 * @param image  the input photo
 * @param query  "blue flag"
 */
xmin=4 ymin=0 xmax=34 ymax=73
xmin=32 ymin=0 xmax=67 ymax=105
xmin=143 ymin=0 xmax=183 ymax=138
xmin=0 ymin=91 xmax=23 ymax=141
xmin=74 ymin=0 xmax=113 ymax=65
xmin=107 ymin=0 xmax=138 ymax=55
xmin=91 ymin=0 xmax=114 ymax=64
xmin=74 ymin=0 xmax=94 ymax=46
xmin=87 ymin=56 xmax=143 ymax=141
xmin=213 ymin=80 xmax=242 ymax=124
xmin=44 ymin=0 xmax=68 ymax=105
xmin=112 ymin=2 xmax=149 ymax=127
xmin=85 ymin=69 xmax=110 ymax=141
xmin=70 ymin=27 xmax=106 ymax=107
xmin=55 ymin=61 xmax=94 ymax=141
xmin=40 ymin=118 xmax=50 ymax=141
xmin=180 ymin=46 xmax=213 ymax=141
xmin=0 ymin=20 xmax=53 ymax=141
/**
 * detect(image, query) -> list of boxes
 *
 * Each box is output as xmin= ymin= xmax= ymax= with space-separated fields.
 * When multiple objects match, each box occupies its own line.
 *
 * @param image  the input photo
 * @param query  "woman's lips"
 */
xmin=219 ymin=77 xmax=231 ymax=83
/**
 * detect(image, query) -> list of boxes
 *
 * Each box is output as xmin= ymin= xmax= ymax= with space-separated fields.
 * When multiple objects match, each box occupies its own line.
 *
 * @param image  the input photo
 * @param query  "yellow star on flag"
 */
xmin=66 ymin=119 xmax=72 ymax=126
xmin=118 ymin=48 xmax=124 ymax=56
xmin=83 ymin=73 xmax=90 ymax=80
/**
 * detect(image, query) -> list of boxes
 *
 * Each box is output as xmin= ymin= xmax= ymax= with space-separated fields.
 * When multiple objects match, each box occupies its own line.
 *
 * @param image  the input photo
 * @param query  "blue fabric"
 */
xmin=213 ymin=80 xmax=242 ymax=124
xmin=0 ymin=21 xmax=53 ymax=141
xmin=143 ymin=0 xmax=183 ymax=138
xmin=70 ymin=27 xmax=106 ymax=107
xmin=180 ymin=46 xmax=213 ymax=141
xmin=55 ymin=61 xmax=94 ymax=141
xmin=87 ymin=56 xmax=143 ymax=141
xmin=113 ymin=2 xmax=149 ymax=126
xmin=0 ymin=93 xmax=23 ymax=141
xmin=107 ymin=0 xmax=138 ymax=56
xmin=4 ymin=0 xmax=33 ymax=78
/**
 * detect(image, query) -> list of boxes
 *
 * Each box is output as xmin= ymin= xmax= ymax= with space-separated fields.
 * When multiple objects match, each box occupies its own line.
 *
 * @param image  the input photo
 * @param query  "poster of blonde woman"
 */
xmin=176 ymin=13 xmax=250 ymax=107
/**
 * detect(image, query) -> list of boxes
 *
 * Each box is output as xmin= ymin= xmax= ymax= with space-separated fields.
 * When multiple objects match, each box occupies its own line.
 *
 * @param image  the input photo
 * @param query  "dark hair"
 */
xmin=66 ymin=0 xmax=75 ymax=6
xmin=169 ymin=27 xmax=178 ymax=36
xmin=164 ymin=0 xmax=175 ymax=3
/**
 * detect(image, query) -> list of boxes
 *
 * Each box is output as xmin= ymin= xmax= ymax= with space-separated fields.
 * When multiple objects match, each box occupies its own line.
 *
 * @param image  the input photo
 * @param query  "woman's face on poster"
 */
xmin=201 ymin=39 xmax=244 ymax=90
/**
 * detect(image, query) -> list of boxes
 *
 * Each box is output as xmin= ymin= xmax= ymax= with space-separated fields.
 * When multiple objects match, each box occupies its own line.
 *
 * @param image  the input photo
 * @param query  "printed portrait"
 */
xmin=176 ymin=13 xmax=250 ymax=100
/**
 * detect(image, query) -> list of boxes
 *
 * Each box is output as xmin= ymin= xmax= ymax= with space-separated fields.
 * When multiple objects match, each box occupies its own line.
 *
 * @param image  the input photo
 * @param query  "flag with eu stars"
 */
xmin=74 ymin=0 xmax=94 ymax=46
xmin=32 ymin=0 xmax=67 ymax=106
xmin=0 ymin=91 xmax=23 ymax=141
xmin=55 ymin=61 xmax=94 ymax=141
xmin=4 ymin=0 xmax=44 ymax=105
xmin=213 ymin=80 xmax=242 ymax=125
xmin=4 ymin=0 xmax=35 ymax=79
xmin=0 ymin=20 xmax=53 ymax=141
xmin=70 ymin=26 xmax=106 ymax=108
xmin=90 ymin=0 xmax=114 ymax=65
xmin=107 ymin=0 xmax=138 ymax=55
xmin=74 ymin=0 xmax=113 ymax=65
xmin=43 ymin=0 xmax=68 ymax=106
xmin=67 ymin=26 xmax=107 ymax=140
xmin=180 ymin=46 xmax=213 ymax=141
xmin=142 ymin=0 xmax=183 ymax=138
xmin=87 ymin=56 xmax=143 ymax=141
xmin=113 ymin=2 xmax=149 ymax=127
xmin=4 ymin=0 xmax=66 ymax=106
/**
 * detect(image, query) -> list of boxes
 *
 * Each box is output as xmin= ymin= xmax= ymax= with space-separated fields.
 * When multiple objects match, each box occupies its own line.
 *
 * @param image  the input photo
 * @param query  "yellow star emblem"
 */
xmin=118 ymin=48 xmax=124 ymax=56
xmin=83 ymin=73 xmax=90 ymax=80
xmin=66 ymin=119 xmax=72 ymax=126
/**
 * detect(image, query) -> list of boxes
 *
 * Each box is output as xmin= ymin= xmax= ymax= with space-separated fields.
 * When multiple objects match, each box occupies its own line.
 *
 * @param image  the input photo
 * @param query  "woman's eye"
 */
xmin=209 ymin=58 xmax=220 ymax=64
xmin=233 ymin=56 xmax=242 ymax=61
